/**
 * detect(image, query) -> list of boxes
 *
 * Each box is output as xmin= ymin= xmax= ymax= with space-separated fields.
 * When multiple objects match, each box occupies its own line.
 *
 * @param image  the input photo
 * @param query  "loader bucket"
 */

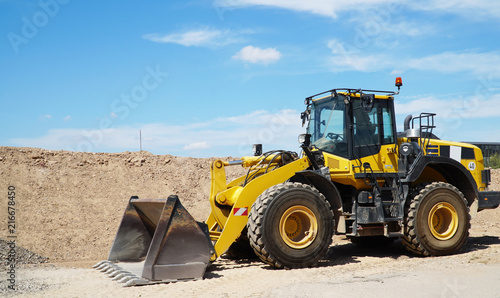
xmin=94 ymin=195 xmax=214 ymax=286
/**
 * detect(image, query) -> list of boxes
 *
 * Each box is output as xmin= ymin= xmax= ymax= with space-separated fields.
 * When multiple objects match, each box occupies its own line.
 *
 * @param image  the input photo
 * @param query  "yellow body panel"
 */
xmin=418 ymin=139 xmax=486 ymax=191
xmin=324 ymin=144 xmax=398 ymax=189
xmin=206 ymin=156 xmax=311 ymax=259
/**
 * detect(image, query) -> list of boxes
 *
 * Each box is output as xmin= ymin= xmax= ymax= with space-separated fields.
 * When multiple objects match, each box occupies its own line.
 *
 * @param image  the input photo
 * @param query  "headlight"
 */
xmin=298 ymin=134 xmax=311 ymax=146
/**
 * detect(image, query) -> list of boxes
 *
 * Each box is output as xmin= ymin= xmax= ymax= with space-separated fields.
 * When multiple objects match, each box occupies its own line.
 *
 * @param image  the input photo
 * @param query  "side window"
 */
xmin=319 ymin=108 xmax=330 ymax=137
xmin=320 ymin=108 xmax=344 ymax=139
xmin=382 ymin=107 xmax=395 ymax=144
xmin=352 ymin=100 xmax=381 ymax=158
xmin=353 ymin=102 xmax=379 ymax=147
xmin=309 ymin=97 xmax=348 ymax=158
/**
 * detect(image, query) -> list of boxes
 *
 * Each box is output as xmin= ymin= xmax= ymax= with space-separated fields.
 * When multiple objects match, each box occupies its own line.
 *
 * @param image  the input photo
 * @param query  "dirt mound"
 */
xmin=0 ymin=146 xmax=245 ymax=263
xmin=490 ymin=166 xmax=500 ymax=190
xmin=0 ymin=146 xmax=499 ymax=264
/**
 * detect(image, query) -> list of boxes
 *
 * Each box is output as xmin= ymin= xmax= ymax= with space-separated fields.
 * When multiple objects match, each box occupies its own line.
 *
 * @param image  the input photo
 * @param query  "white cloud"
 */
xmin=327 ymin=39 xmax=390 ymax=72
xmin=39 ymin=115 xmax=52 ymax=120
xmin=329 ymin=53 xmax=387 ymax=72
xmin=216 ymin=0 xmax=500 ymax=20
xmin=215 ymin=0 xmax=398 ymax=19
xmin=406 ymin=51 xmax=500 ymax=76
xmin=390 ymin=69 xmax=404 ymax=75
xmin=410 ymin=0 xmax=500 ymax=19
xmin=143 ymin=28 xmax=238 ymax=47
xmin=10 ymin=109 xmax=304 ymax=157
xmin=183 ymin=142 xmax=211 ymax=151
xmin=395 ymin=94 xmax=500 ymax=120
xmin=395 ymin=96 xmax=454 ymax=117
xmin=384 ymin=21 xmax=432 ymax=37
xmin=63 ymin=115 xmax=71 ymax=121
xmin=327 ymin=40 xmax=500 ymax=77
xmin=233 ymin=46 xmax=281 ymax=65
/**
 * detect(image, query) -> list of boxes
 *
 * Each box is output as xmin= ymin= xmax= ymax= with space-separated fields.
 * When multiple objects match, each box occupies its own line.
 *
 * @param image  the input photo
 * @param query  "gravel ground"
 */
xmin=0 ymin=240 xmax=47 ymax=266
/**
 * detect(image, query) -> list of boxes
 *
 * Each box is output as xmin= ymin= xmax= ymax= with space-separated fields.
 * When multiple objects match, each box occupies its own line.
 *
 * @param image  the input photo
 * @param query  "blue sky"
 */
xmin=1 ymin=0 xmax=500 ymax=157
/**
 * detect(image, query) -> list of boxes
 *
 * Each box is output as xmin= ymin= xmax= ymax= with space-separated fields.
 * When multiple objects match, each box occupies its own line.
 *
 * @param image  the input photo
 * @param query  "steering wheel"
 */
xmin=326 ymin=132 xmax=343 ymax=141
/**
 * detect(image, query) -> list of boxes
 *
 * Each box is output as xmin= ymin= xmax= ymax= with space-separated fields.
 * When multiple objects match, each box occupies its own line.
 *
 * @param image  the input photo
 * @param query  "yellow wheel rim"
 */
xmin=428 ymin=202 xmax=459 ymax=241
xmin=279 ymin=206 xmax=317 ymax=249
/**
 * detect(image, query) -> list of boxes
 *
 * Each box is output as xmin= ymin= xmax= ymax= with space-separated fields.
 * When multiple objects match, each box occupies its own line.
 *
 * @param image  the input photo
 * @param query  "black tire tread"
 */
xmin=247 ymin=182 xmax=333 ymax=269
xmin=402 ymin=182 xmax=470 ymax=256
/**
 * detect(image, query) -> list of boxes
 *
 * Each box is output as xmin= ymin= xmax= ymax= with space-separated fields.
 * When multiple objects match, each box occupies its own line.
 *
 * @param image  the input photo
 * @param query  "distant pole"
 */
xmin=140 ymin=130 xmax=142 ymax=152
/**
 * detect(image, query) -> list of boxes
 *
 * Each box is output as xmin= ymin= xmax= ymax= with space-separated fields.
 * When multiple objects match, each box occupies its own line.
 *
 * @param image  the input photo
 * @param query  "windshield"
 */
xmin=306 ymin=95 xmax=348 ymax=157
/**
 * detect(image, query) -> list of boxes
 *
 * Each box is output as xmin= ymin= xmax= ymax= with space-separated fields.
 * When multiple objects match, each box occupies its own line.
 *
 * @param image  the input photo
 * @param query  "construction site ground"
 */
xmin=1 ymin=146 xmax=499 ymax=297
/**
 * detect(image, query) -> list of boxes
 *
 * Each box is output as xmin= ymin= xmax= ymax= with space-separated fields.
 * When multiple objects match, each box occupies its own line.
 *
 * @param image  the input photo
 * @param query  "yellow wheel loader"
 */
xmin=95 ymin=78 xmax=500 ymax=286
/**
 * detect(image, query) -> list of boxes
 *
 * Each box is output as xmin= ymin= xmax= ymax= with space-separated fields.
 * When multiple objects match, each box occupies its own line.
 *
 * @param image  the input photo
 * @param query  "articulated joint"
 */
xmin=216 ymin=186 xmax=243 ymax=206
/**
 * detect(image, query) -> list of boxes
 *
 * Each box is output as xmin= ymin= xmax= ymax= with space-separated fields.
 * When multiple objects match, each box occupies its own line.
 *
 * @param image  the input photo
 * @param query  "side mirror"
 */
xmin=300 ymin=111 xmax=309 ymax=127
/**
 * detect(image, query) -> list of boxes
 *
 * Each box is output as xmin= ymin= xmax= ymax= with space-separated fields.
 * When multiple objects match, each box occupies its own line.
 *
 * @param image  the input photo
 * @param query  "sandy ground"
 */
xmin=1 ymin=146 xmax=500 ymax=297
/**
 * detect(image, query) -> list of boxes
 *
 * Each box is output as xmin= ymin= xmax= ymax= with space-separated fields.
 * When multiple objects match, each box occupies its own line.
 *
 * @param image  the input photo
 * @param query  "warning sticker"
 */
xmin=233 ymin=207 xmax=248 ymax=216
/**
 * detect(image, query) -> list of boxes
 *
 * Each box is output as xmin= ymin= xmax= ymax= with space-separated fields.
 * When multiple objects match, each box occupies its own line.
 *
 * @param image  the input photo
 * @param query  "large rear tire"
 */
xmin=402 ymin=182 xmax=470 ymax=256
xmin=247 ymin=182 xmax=334 ymax=268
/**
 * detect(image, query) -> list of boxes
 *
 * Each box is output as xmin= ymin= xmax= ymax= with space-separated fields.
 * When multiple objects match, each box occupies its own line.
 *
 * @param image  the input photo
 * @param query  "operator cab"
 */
xmin=302 ymin=88 xmax=398 ymax=160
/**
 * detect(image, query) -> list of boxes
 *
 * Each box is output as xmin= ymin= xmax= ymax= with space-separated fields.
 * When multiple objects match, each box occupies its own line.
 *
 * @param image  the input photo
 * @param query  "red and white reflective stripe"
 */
xmin=233 ymin=207 xmax=248 ymax=216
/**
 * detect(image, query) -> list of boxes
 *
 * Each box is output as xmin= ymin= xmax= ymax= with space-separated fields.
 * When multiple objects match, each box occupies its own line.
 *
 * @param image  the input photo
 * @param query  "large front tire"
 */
xmin=247 ymin=182 xmax=334 ymax=268
xmin=403 ymin=182 xmax=470 ymax=256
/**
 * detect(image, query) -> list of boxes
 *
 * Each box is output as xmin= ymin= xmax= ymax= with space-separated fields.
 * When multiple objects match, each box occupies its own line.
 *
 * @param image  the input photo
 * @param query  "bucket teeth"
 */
xmin=124 ymin=279 xmax=144 ymax=287
xmin=94 ymin=261 xmax=151 ymax=287
xmin=112 ymin=272 xmax=133 ymax=281
xmin=94 ymin=261 xmax=112 ymax=269
xmin=119 ymin=275 xmax=134 ymax=283
xmin=92 ymin=261 xmax=105 ymax=268
xmin=109 ymin=270 xmax=127 ymax=278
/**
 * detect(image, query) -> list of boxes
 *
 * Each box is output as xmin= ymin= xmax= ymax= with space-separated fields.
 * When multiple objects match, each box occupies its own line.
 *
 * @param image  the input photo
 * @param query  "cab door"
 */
xmin=350 ymin=97 xmax=398 ymax=175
